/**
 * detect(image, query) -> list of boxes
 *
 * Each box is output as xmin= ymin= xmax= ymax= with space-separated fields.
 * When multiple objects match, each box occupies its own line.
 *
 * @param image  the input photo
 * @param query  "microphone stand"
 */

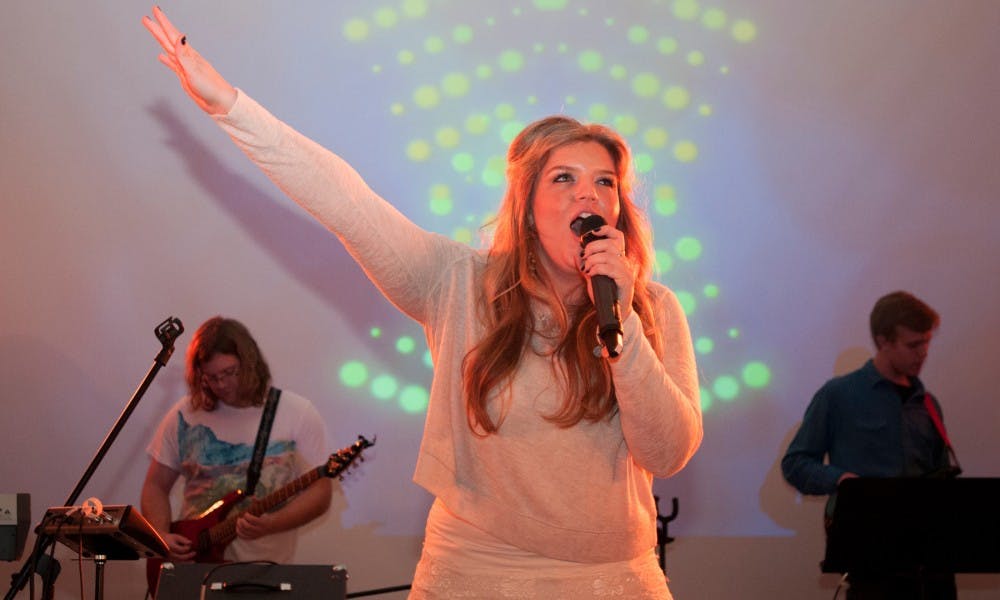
xmin=4 ymin=317 xmax=184 ymax=600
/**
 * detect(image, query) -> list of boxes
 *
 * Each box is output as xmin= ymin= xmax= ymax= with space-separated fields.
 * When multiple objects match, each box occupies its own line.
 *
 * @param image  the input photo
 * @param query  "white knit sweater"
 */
xmin=214 ymin=90 xmax=703 ymax=563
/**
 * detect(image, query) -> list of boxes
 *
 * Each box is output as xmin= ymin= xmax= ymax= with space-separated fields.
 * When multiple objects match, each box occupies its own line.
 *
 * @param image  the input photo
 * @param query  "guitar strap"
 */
xmin=245 ymin=386 xmax=281 ymax=496
xmin=923 ymin=392 xmax=962 ymax=476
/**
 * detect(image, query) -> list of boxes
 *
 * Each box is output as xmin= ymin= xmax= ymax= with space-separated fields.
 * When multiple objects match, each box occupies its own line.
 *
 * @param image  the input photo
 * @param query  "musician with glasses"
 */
xmin=140 ymin=316 xmax=332 ymax=568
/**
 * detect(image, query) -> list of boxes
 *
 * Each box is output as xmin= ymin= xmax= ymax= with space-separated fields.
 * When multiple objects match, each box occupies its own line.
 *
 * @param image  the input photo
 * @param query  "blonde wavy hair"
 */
xmin=463 ymin=115 xmax=663 ymax=434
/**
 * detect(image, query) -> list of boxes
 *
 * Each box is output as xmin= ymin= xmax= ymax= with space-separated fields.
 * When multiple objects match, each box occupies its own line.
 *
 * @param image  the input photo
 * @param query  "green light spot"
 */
xmin=657 ymin=37 xmax=679 ymax=55
xmin=401 ymin=0 xmax=429 ymax=18
xmin=339 ymin=361 xmax=368 ymax=388
xmin=632 ymin=72 xmax=660 ymax=98
xmin=676 ymin=290 xmax=697 ymax=315
xmin=372 ymin=65 xmax=383 ymax=74
xmin=398 ymin=50 xmax=416 ymax=65
xmin=533 ymin=43 xmax=545 ymax=53
xmin=675 ymin=236 xmax=702 ymax=261
xmin=728 ymin=328 xmax=740 ymax=339
xmin=500 ymin=121 xmax=524 ymax=143
xmin=612 ymin=114 xmax=638 ymax=136
xmin=482 ymin=156 xmax=507 ymax=187
xmin=452 ymin=24 xmax=474 ymax=44
xmin=673 ymin=140 xmax=699 ymax=163
xmin=534 ymin=0 xmax=569 ymax=10
xmin=702 ymin=8 xmax=727 ymax=30
xmin=627 ymin=25 xmax=650 ymax=44
xmin=413 ymin=85 xmax=440 ymax=109
xmin=663 ymin=86 xmax=691 ymax=110
xmin=732 ymin=19 xmax=758 ymax=43
xmin=588 ymin=103 xmax=610 ymax=122
xmin=700 ymin=387 xmax=713 ymax=411
xmin=654 ymin=184 xmax=677 ymax=216
xmin=634 ymin=153 xmax=654 ymax=174
xmin=343 ymin=19 xmax=370 ymax=42
xmin=442 ymin=72 xmax=471 ymax=97
xmin=453 ymin=227 xmax=473 ymax=244
xmin=498 ymin=50 xmax=525 ymax=72
xmin=452 ymin=152 xmax=475 ymax=173
xmin=703 ymin=284 xmax=719 ymax=298
xmin=370 ymin=327 xmax=382 ymax=338
xmin=425 ymin=36 xmax=445 ymax=53
xmin=687 ymin=50 xmax=705 ymax=66
xmin=699 ymin=104 xmax=713 ymax=116
xmin=465 ymin=113 xmax=491 ymax=134
xmin=374 ymin=7 xmax=399 ymax=28
xmin=673 ymin=0 xmax=700 ymax=21
xmin=423 ymin=350 xmax=434 ymax=368
xmin=396 ymin=336 xmax=416 ymax=354
xmin=390 ymin=102 xmax=405 ymax=116
xmin=406 ymin=139 xmax=432 ymax=162
xmin=495 ymin=103 xmax=516 ymax=120
xmin=655 ymin=249 xmax=674 ymax=272
xmin=476 ymin=64 xmax=494 ymax=79
xmin=695 ymin=337 xmax=714 ymax=354
xmin=578 ymin=50 xmax=604 ymax=72
xmin=436 ymin=127 xmax=461 ymax=148
xmin=742 ymin=361 xmax=771 ymax=388
xmin=399 ymin=385 xmax=429 ymax=413
xmin=371 ymin=374 xmax=398 ymax=400
xmin=564 ymin=95 xmax=576 ymax=105
xmin=429 ymin=184 xmax=452 ymax=215
xmin=644 ymin=127 xmax=669 ymax=149
xmin=609 ymin=64 xmax=628 ymax=80
xmin=557 ymin=43 xmax=569 ymax=53
xmin=527 ymin=95 xmax=538 ymax=105
xmin=713 ymin=375 xmax=740 ymax=401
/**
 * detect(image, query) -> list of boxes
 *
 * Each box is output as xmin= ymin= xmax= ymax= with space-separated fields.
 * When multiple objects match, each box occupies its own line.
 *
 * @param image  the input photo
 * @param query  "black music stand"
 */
xmin=822 ymin=477 xmax=1000 ymax=578
xmin=38 ymin=505 xmax=167 ymax=600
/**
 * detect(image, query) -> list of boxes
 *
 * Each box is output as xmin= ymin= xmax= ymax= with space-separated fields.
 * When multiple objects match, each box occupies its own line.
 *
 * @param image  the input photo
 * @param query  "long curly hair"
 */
xmin=185 ymin=317 xmax=271 ymax=411
xmin=462 ymin=115 xmax=663 ymax=434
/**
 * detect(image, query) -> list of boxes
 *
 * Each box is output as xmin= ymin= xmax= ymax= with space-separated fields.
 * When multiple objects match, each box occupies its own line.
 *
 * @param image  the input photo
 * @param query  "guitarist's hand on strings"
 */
xmin=163 ymin=532 xmax=197 ymax=562
xmin=235 ymin=509 xmax=277 ymax=541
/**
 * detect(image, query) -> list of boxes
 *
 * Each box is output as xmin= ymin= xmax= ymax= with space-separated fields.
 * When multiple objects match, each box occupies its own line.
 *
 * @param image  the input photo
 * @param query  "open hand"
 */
xmin=141 ymin=6 xmax=237 ymax=115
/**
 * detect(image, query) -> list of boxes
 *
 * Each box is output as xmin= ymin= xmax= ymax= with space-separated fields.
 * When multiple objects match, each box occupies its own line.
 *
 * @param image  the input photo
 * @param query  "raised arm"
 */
xmin=141 ymin=6 xmax=236 ymax=115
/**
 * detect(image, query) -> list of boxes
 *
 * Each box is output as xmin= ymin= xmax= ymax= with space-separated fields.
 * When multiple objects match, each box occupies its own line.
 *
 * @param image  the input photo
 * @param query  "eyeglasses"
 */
xmin=202 ymin=365 xmax=240 ymax=385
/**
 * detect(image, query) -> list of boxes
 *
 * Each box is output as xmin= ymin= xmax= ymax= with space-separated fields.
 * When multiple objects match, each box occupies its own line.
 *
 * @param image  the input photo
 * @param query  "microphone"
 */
xmin=570 ymin=214 xmax=623 ymax=358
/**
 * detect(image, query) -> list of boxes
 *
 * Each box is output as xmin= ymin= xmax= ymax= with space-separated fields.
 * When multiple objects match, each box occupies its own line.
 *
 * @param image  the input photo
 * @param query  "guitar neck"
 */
xmin=208 ymin=465 xmax=322 ymax=546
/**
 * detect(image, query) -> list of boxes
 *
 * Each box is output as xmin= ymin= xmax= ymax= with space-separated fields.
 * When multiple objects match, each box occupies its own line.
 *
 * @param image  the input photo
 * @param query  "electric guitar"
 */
xmin=146 ymin=435 xmax=374 ymax=593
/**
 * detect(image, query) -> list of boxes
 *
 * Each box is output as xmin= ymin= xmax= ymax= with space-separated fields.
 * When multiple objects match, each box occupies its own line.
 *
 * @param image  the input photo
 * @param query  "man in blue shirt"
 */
xmin=782 ymin=291 xmax=956 ymax=599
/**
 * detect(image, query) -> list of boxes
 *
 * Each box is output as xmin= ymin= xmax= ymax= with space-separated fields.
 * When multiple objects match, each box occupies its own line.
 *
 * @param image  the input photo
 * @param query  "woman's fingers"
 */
xmin=152 ymin=6 xmax=183 ymax=46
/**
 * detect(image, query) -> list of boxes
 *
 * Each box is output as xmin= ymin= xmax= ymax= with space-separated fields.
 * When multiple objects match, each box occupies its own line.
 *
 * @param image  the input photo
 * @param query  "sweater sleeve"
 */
xmin=212 ymin=89 xmax=467 ymax=323
xmin=611 ymin=285 xmax=703 ymax=478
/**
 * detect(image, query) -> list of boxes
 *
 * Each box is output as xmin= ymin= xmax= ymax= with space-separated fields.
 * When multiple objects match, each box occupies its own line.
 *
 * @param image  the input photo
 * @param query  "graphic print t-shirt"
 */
xmin=146 ymin=390 xmax=328 ymax=562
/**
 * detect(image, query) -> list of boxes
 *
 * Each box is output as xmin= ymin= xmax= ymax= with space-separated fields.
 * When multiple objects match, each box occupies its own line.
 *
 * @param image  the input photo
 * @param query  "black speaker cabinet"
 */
xmin=154 ymin=562 xmax=347 ymax=599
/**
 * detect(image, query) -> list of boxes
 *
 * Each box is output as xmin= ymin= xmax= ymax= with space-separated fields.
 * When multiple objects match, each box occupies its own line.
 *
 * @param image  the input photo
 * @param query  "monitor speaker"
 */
xmin=0 ymin=493 xmax=30 ymax=561
xmin=154 ymin=562 xmax=347 ymax=599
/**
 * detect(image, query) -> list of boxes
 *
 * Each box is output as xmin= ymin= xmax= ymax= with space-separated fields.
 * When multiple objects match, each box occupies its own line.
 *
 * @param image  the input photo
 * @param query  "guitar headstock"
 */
xmin=322 ymin=435 xmax=375 ymax=479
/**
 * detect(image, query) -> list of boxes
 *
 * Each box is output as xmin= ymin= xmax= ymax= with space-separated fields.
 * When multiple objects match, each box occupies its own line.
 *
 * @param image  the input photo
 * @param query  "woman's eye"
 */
xmin=598 ymin=177 xmax=616 ymax=187
xmin=554 ymin=172 xmax=571 ymax=182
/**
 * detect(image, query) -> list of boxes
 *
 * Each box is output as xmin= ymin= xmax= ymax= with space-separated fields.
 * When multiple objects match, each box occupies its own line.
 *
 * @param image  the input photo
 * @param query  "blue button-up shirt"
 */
xmin=782 ymin=359 xmax=948 ymax=496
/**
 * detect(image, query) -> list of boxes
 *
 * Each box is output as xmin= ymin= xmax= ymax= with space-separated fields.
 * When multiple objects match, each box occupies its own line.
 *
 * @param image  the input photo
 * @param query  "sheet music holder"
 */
xmin=822 ymin=477 xmax=1000 ymax=575
xmin=38 ymin=504 xmax=167 ymax=560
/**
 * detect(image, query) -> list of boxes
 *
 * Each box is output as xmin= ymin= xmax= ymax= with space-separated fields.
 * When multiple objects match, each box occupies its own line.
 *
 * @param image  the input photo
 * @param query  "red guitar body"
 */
xmin=145 ymin=435 xmax=373 ymax=596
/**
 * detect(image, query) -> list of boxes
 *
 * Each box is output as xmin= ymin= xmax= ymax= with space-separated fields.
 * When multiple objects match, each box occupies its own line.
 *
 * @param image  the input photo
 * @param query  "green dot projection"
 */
xmin=333 ymin=1 xmax=768 ymax=415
